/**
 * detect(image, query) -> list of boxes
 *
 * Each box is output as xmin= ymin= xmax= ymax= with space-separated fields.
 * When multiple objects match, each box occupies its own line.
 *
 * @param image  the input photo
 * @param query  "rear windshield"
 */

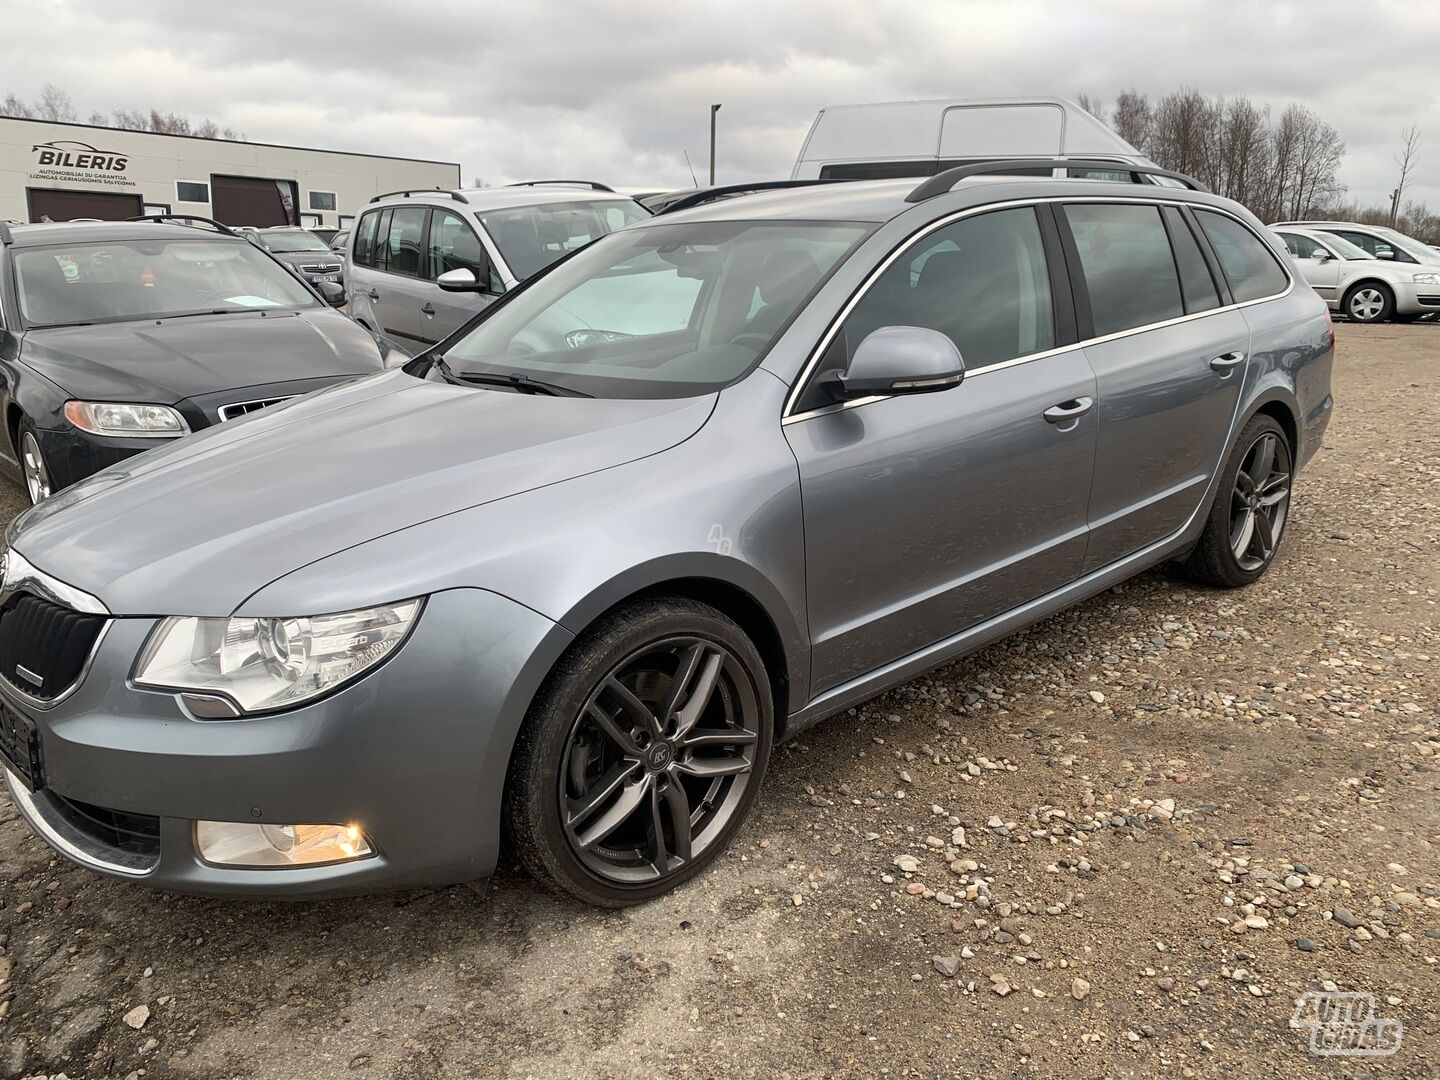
xmin=261 ymin=230 xmax=332 ymax=253
xmin=479 ymin=199 xmax=651 ymax=280
xmin=14 ymin=238 xmax=319 ymax=328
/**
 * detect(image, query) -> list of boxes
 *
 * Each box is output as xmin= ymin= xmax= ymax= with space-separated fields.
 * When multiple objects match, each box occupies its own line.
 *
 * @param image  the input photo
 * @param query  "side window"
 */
xmin=426 ymin=210 xmax=496 ymax=289
xmin=1194 ymin=210 xmax=1290 ymax=303
xmin=797 ymin=206 xmax=1055 ymax=412
xmin=1062 ymin=203 xmax=1183 ymax=336
xmin=1278 ymin=231 xmax=1323 ymax=260
xmin=1163 ymin=207 xmax=1220 ymax=313
xmin=352 ymin=211 xmax=379 ymax=266
xmin=381 ymin=207 xmax=427 ymax=278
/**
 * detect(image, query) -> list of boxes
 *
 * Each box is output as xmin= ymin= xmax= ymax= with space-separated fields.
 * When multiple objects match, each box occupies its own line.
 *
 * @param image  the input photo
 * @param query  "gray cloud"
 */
xmin=7 ymin=0 xmax=1438 ymax=207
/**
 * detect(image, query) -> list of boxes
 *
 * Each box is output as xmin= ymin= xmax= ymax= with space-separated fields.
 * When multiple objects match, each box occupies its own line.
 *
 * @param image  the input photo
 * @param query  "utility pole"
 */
xmin=709 ymin=104 xmax=722 ymax=185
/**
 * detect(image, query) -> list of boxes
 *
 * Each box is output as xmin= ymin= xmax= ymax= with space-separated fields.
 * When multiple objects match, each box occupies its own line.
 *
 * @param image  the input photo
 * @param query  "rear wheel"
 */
xmin=1343 ymin=282 xmax=1394 ymax=323
xmin=505 ymin=597 xmax=772 ymax=906
xmin=18 ymin=420 xmax=53 ymax=505
xmin=1180 ymin=415 xmax=1292 ymax=588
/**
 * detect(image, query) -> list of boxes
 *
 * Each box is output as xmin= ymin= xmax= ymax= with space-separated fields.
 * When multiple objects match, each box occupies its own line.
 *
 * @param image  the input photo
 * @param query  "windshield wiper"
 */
xmin=433 ymin=356 xmax=590 ymax=397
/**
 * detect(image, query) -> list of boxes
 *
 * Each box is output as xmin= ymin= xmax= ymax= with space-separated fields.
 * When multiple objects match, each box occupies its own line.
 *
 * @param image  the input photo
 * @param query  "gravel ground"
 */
xmin=0 ymin=321 xmax=1436 ymax=1080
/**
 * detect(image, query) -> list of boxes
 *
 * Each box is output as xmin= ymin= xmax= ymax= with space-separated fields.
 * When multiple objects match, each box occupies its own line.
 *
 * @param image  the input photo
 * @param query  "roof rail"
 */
xmin=369 ymin=188 xmax=470 ymax=204
xmin=507 ymin=179 xmax=617 ymax=193
xmin=124 ymin=214 xmax=241 ymax=236
xmin=653 ymin=179 xmax=855 ymax=216
xmin=905 ymin=158 xmax=1209 ymax=203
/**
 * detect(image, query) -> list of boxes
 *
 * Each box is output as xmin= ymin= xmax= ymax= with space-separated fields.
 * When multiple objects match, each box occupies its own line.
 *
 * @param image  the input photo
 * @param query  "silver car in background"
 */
xmin=1272 ymin=226 xmax=1440 ymax=323
xmin=2 ymin=161 xmax=1333 ymax=906
xmin=344 ymin=181 xmax=650 ymax=352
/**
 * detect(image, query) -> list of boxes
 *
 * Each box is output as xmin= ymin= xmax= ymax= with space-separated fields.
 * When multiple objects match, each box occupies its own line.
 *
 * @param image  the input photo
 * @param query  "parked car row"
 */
xmin=1 ymin=149 xmax=1336 ymax=906
xmin=1270 ymin=220 xmax=1440 ymax=323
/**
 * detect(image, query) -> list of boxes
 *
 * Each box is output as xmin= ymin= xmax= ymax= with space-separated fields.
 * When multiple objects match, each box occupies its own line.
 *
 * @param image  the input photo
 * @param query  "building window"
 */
xmin=309 ymin=191 xmax=337 ymax=211
xmin=176 ymin=181 xmax=209 ymax=203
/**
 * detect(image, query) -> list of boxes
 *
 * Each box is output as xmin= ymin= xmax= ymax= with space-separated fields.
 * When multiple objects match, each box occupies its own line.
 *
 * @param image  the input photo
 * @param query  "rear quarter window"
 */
xmin=1194 ymin=210 xmax=1290 ymax=303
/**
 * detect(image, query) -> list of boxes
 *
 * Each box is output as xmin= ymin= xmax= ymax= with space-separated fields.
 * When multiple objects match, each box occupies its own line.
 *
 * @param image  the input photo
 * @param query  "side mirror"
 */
xmin=437 ymin=267 xmax=485 ymax=292
xmin=829 ymin=326 xmax=965 ymax=400
xmin=1376 ymin=249 xmax=1395 ymax=260
xmin=316 ymin=280 xmax=345 ymax=307
xmin=1311 ymin=248 xmax=1332 ymax=262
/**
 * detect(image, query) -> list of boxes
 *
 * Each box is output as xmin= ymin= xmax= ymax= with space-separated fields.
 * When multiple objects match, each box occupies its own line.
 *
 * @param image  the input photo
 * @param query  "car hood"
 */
xmin=20 ymin=310 xmax=384 ymax=402
xmin=10 ymin=371 xmax=716 ymax=616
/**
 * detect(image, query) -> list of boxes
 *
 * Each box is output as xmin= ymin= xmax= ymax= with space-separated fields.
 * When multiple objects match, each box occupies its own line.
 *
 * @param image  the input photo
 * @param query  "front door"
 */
xmin=422 ymin=208 xmax=501 ymax=344
xmin=786 ymin=205 xmax=1098 ymax=694
xmin=1278 ymin=231 xmax=1342 ymax=302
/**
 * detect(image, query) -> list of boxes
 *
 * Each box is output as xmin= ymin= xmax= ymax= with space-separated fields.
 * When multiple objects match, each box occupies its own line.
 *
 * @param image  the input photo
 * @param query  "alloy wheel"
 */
xmin=21 ymin=432 xmax=52 ymax=504
xmin=559 ymin=635 xmax=762 ymax=885
xmin=1229 ymin=431 xmax=1291 ymax=572
xmin=1348 ymin=287 xmax=1386 ymax=321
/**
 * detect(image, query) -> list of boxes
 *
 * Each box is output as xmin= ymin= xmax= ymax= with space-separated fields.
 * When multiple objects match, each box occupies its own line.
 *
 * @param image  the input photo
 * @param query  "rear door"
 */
xmin=1061 ymin=201 xmax=1254 ymax=572
xmin=353 ymin=206 xmax=431 ymax=346
xmin=786 ymin=204 xmax=1098 ymax=694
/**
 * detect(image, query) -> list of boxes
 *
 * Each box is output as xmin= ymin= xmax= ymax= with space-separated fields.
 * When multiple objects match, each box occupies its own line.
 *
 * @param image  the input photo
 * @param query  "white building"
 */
xmin=0 ymin=116 xmax=460 ymax=229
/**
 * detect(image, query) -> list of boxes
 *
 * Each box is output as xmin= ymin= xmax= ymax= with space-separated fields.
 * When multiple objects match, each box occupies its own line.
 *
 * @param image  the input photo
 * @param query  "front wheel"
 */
xmin=1179 ymin=415 xmax=1292 ymax=588
xmin=1343 ymin=282 xmax=1394 ymax=323
xmin=505 ymin=597 xmax=772 ymax=906
xmin=18 ymin=420 xmax=53 ymax=505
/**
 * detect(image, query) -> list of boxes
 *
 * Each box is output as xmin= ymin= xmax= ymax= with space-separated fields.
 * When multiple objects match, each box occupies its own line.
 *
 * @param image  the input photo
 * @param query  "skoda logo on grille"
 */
xmin=14 ymin=664 xmax=43 ymax=689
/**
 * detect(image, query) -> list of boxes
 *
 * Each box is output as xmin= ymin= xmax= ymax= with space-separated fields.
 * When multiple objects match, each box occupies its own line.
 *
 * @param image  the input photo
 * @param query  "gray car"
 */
xmin=243 ymin=227 xmax=346 ymax=287
xmin=344 ymin=182 xmax=650 ymax=352
xmin=1 ymin=161 xmax=1334 ymax=906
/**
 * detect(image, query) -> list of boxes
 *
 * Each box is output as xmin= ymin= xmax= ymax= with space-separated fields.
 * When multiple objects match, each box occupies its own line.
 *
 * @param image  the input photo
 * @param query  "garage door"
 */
xmin=211 ymin=175 xmax=298 ymax=227
xmin=27 ymin=188 xmax=143 ymax=222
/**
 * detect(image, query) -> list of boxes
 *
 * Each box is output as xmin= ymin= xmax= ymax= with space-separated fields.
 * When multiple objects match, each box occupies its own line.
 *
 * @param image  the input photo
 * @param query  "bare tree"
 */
xmin=2 ymin=85 xmax=245 ymax=140
xmin=1389 ymin=125 xmax=1421 ymax=226
xmin=1149 ymin=87 xmax=1220 ymax=189
xmin=1075 ymin=93 xmax=1107 ymax=123
xmin=36 ymin=83 xmax=77 ymax=122
xmin=1110 ymin=89 xmax=1152 ymax=151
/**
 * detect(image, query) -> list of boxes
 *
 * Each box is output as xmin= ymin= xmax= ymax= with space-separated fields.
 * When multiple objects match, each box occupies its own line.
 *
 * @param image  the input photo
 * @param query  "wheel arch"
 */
xmin=1341 ymin=276 xmax=1395 ymax=311
xmin=549 ymin=556 xmax=808 ymax=739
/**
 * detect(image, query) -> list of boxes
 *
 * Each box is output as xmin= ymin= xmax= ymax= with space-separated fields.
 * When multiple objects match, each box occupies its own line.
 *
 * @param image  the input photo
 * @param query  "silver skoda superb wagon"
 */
xmin=2 ymin=160 xmax=1333 ymax=906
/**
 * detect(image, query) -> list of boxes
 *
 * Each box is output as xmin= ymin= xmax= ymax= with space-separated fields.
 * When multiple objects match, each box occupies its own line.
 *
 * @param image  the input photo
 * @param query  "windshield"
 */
xmin=261 ymin=230 xmax=332 ymax=253
xmin=1374 ymin=226 xmax=1438 ymax=262
xmin=1310 ymin=232 xmax=1370 ymax=260
xmin=479 ymin=199 xmax=652 ymax=280
xmin=15 ymin=238 xmax=320 ymax=328
xmin=442 ymin=220 xmax=870 ymax=398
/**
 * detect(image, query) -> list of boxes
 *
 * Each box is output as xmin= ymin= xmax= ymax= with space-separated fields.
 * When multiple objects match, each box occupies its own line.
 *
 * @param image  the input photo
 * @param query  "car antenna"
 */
xmin=682 ymin=150 xmax=698 ymax=188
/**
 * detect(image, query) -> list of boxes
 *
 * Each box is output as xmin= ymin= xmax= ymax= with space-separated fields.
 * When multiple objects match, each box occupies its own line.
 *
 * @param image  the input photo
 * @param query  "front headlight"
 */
xmin=1411 ymin=272 xmax=1439 ymax=285
xmin=63 ymin=401 xmax=190 ymax=438
xmin=135 ymin=600 xmax=423 ymax=714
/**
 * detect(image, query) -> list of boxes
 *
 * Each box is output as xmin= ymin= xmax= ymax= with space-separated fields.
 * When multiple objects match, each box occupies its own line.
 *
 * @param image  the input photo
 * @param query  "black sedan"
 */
xmin=0 ymin=218 xmax=402 ymax=504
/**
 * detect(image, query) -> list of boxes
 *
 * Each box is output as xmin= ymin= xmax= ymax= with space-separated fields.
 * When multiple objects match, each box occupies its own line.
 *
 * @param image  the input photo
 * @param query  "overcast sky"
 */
xmin=6 ymin=0 xmax=1438 ymax=209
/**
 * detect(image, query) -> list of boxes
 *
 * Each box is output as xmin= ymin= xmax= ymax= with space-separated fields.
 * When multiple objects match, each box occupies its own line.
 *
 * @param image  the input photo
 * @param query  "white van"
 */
xmin=791 ymin=97 xmax=1157 ymax=180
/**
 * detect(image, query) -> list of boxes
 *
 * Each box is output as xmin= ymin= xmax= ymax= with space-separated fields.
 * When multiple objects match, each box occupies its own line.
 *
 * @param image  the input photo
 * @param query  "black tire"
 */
xmin=17 ymin=417 xmax=54 ymax=505
xmin=1342 ymin=281 xmax=1394 ymax=323
xmin=504 ymin=597 xmax=773 ymax=906
xmin=1179 ymin=414 xmax=1293 ymax=588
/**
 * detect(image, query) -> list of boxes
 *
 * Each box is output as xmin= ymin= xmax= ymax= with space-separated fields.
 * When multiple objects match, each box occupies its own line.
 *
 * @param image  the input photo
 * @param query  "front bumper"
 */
xmin=33 ymin=426 xmax=159 ymax=492
xmin=1392 ymin=280 xmax=1439 ymax=315
xmin=2 ymin=588 xmax=570 ymax=897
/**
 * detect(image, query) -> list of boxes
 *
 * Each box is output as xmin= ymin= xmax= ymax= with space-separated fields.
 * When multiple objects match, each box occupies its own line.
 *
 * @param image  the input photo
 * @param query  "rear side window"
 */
xmin=1163 ymin=207 xmax=1221 ymax=313
xmin=353 ymin=210 xmax=380 ymax=268
xmin=797 ymin=206 xmax=1055 ymax=411
xmin=1194 ymin=211 xmax=1290 ymax=303
xmin=1062 ymin=204 xmax=1183 ymax=336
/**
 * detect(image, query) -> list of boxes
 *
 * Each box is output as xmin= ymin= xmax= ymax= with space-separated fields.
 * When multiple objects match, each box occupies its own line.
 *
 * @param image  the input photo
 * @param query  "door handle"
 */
xmin=367 ymin=288 xmax=380 ymax=301
xmin=1043 ymin=396 xmax=1094 ymax=424
xmin=421 ymin=302 xmax=436 ymax=315
xmin=1209 ymin=351 xmax=1246 ymax=373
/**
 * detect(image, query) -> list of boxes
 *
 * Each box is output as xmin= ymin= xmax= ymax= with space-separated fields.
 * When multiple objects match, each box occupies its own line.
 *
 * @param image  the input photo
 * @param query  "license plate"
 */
xmin=0 ymin=698 xmax=41 ymax=791
xmin=310 ymin=274 xmax=339 ymax=283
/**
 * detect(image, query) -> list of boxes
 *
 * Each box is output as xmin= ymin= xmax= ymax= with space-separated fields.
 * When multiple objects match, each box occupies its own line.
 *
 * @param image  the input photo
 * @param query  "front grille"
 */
xmin=218 ymin=396 xmax=293 ymax=422
xmin=0 ymin=594 xmax=106 ymax=701
xmin=51 ymin=793 xmax=161 ymax=862
xmin=300 ymin=263 xmax=342 ymax=274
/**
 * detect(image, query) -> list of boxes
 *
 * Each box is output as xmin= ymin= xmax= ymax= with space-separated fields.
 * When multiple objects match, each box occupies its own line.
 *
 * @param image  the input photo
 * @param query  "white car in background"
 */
xmin=1271 ymin=226 xmax=1440 ymax=323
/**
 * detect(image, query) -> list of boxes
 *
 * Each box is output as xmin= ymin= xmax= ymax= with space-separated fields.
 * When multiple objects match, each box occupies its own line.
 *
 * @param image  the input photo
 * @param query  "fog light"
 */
xmin=195 ymin=821 xmax=373 ymax=868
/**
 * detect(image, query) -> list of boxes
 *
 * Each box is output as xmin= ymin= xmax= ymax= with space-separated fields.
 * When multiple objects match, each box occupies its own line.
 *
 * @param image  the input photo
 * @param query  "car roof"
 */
xmin=3 ymin=220 xmax=245 ymax=247
xmin=368 ymin=185 xmax=642 ymax=214
xmin=641 ymin=174 xmax=1233 ymax=228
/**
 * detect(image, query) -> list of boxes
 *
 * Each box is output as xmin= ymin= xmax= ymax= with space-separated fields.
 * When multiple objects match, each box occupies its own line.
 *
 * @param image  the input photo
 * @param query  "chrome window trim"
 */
xmin=781 ymin=195 xmax=1294 ymax=424
xmin=1 ymin=547 xmax=110 ymax=615
xmin=0 ymin=620 xmax=111 ymax=711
